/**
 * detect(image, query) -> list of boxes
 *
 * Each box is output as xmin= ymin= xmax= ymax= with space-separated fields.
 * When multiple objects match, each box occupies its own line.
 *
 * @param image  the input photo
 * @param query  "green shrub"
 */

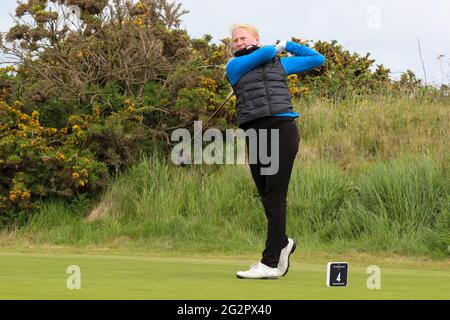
xmin=0 ymin=99 xmax=108 ymax=221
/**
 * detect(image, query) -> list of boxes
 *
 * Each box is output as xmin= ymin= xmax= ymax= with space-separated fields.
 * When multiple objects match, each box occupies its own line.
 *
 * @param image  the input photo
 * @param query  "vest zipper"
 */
xmin=261 ymin=63 xmax=272 ymax=114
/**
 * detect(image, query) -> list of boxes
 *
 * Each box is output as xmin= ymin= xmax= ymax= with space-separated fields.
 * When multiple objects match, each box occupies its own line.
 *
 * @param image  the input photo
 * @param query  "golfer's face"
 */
xmin=232 ymin=28 xmax=259 ymax=52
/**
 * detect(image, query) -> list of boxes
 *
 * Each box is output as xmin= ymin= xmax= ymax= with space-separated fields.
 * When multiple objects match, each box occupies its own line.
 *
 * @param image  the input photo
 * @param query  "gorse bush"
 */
xmin=1 ymin=0 xmax=237 ymax=142
xmin=0 ymin=99 xmax=108 ymax=219
xmin=0 ymin=80 xmax=175 ymax=219
xmin=4 ymin=0 xmax=189 ymax=102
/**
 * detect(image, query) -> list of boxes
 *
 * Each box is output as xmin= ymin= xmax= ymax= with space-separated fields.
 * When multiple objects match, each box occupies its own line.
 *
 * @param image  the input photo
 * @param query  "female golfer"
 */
xmin=226 ymin=24 xmax=326 ymax=279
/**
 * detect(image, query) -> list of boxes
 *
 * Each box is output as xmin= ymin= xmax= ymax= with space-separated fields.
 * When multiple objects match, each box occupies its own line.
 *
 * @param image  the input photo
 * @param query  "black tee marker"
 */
xmin=326 ymin=262 xmax=349 ymax=287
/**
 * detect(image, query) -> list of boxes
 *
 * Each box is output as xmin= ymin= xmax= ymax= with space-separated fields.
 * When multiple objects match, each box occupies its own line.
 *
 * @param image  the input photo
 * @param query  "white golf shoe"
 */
xmin=278 ymin=238 xmax=297 ymax=276
xmin=236 ymin=262 xmax=281 ymax=279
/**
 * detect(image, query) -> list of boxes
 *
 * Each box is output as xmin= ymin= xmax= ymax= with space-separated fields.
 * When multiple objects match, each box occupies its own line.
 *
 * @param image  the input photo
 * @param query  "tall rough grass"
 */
xmin=12 ymin=95 xmax=450 ymax=257
xmin=16 ymin=154 xmax=449 ymax=257
xmin=331 ymin=156 xmax=449 ymax=256
xmin=298 ymin=94 xmax=449 ymax=171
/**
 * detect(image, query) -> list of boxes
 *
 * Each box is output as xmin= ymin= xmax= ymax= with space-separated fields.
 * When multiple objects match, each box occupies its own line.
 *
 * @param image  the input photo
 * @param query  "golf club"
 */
xmin=179 ymin=90 xmax=234 ymax=166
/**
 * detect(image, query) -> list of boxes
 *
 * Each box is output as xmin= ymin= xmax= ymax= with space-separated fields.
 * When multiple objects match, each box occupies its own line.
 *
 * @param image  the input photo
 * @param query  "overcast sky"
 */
xmin=1 ymin=0 xmax=449 ymax=85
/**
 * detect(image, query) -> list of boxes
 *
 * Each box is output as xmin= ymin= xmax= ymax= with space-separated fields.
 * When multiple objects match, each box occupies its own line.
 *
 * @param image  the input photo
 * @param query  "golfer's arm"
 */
xmin=226 ymin=46 xmax=277 ymax=85
xmin=281 ymin=41 xmax=326 ymax=75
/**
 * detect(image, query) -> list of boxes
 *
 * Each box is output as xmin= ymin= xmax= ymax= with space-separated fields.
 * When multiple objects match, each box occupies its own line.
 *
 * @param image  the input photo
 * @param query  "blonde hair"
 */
xmin=227 ymin=23 xmax=261 ymax=58
xmin=230 ymin=23 xmax=260 ymax=40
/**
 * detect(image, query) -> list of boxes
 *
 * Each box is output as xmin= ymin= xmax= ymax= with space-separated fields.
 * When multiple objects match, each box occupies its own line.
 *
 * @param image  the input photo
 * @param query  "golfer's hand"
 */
xmin=275 ymin=40 xmax=287 ymax=53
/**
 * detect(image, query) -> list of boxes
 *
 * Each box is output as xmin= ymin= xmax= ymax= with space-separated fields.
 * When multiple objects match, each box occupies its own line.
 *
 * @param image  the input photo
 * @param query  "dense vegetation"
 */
xmin=0 ymin=1 xmax=449 ymax=257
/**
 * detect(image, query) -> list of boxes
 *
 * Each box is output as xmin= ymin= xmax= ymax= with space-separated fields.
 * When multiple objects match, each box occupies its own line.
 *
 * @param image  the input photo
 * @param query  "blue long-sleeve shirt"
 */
xmin=226 ymin=41 xmax=326 ymax=118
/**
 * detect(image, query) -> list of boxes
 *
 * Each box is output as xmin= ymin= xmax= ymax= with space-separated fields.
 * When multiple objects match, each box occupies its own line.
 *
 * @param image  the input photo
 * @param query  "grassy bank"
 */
xmin=5 ymin=154 xmax=448 ymax=258
xmin=2 ymin=95 xmax=449 ymax=258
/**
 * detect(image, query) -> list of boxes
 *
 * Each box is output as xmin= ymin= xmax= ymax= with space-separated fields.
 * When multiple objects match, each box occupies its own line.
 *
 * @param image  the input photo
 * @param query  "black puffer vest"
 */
xmin=231 ymin=56 xmax=293 ymax=126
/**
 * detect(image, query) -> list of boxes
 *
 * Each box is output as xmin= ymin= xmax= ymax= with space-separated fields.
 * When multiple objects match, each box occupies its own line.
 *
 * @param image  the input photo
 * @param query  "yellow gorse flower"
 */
xmin=8 ymin=191 xmax=18 ymax=202
xmin=72 ymin=172 xmax=80 ymax=180
xmin=5 ymin=65 xmax=17 ymax=73
xmin=45 ymin=128 xmax=58 ymax=136
xmin=199 ymin=77 xmax=218 ymax=93
xmin=8 ymin=190 xmax=30 ymax=202
xmin=136 ymin=2 xmax=146 ymax=10
xmin=289 ymin=87 xmax=301 ymax=97
xmin=21 ymin=191 xmax=31 ymax=199
xmin=287 ymin=74 xmax=299 ymax=83
xmin=56 ymin=152 xmax=65 ymax=160
xmin=134 ymin=17 xmax=144 ymax=27
xmin=18 ymin=114 xmax=29 ymax=121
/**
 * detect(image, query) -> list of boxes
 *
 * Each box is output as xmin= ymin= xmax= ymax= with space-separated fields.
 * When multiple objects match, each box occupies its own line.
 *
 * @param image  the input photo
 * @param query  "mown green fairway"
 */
xmin=0 ymin=249 xmax=449 ymax=300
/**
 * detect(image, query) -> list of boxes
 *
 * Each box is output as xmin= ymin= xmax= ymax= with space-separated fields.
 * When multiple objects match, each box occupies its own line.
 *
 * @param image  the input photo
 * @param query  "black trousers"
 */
xmin=240 ymin=116 xmax=300 ymax=268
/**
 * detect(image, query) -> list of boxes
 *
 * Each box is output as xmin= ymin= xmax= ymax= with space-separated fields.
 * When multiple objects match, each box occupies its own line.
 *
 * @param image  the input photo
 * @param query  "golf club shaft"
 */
xmin=188 ymin=90 xmax=234 ymax=143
